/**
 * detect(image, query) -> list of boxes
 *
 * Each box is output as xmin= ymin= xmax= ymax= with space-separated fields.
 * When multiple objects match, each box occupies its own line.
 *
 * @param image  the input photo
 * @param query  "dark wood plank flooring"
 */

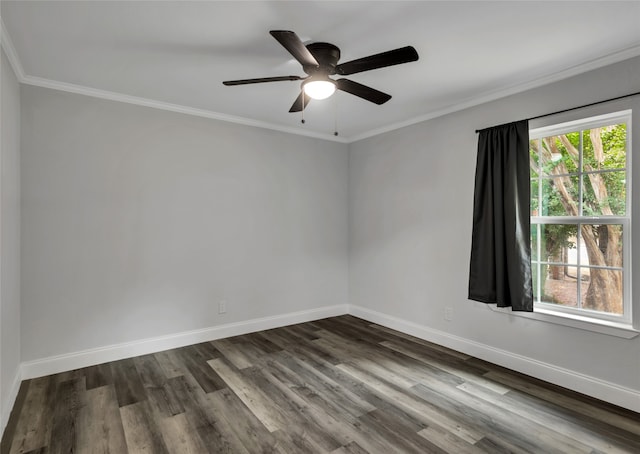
xmin=2 ymin=315 xmax=639 ymax=453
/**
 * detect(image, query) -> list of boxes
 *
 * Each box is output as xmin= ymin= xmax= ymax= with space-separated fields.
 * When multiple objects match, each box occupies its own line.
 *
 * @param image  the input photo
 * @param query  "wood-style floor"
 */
xmin=2 ymin=315 xmax=639 ymax=453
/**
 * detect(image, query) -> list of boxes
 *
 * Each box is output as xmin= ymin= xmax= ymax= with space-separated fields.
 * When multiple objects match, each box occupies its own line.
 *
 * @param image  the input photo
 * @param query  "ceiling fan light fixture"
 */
xmin=303 ymin=79 xmax=336 ymax=100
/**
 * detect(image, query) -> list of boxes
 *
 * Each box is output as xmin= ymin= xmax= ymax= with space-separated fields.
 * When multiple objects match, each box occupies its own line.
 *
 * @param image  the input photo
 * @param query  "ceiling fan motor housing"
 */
xmin=304 ymin=42 xmax=341 ymax=75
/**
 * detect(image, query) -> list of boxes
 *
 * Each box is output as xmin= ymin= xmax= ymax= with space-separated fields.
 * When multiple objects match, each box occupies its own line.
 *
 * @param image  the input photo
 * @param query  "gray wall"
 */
xmin=1 ymin=49 xmax=21 ymax=427
xmin=20 ymin=86 xmax=349 ymax=361
xmin=349 ymin=56 xmax=640 ymax=393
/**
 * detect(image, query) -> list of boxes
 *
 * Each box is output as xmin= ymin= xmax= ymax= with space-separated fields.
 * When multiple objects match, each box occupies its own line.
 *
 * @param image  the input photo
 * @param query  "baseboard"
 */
xmin=17 ymin=303 xmax=639 ymax=413
xmin=348 ymin=304 xmax=640 ymax=413
xmin=1 ymin=367 xmax=22 ymax=437
xmin=21 ymin=304 xmax=349 ymax=380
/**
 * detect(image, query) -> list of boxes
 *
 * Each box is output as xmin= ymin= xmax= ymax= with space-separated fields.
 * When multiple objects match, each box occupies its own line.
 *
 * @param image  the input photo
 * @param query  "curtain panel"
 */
xmin=469 ymin=120 xmax=533 ymax=311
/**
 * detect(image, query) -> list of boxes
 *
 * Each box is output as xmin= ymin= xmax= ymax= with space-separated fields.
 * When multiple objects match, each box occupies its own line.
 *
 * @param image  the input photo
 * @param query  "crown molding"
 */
xmin=349 ymin=42 xmax=640 ymax=142
xmin=20 ymin=75 xmax=350 ymax=143
xmin=3 ymin=18 xmax=640 ymax=144
xmin=0 ymin=17 xmax=26 ymax=80
xmin=0 ymin=18 xmax=347 ymax=143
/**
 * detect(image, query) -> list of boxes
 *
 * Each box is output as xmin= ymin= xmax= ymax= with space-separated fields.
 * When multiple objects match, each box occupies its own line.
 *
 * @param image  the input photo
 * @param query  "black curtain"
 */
xmin=469 ymin=120 xmax=533 ymax=311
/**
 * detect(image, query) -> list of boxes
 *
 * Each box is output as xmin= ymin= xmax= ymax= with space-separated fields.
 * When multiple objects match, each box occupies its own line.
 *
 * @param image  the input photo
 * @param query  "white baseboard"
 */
xmin=21 ymin=304 xmax=349 ymax=380
xmin=15 ymin=303 xmax=639 ymax=415
xmin=348 ymin=305 xmax=640 ymax=414
xmin=1 ymin=367 xmax=22 ymax=437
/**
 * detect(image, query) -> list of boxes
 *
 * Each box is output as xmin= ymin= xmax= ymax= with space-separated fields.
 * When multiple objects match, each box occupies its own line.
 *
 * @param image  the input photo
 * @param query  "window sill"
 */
xmin=487 ymin=305 xmax=639 ymax=339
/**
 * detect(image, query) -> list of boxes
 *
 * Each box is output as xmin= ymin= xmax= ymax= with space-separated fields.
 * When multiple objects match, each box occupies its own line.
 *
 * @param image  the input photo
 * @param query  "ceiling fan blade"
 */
xmin=289 ymin=91 xmax=311 ymax=113
xmin=335 ymin=46 xmax=419 ymax=76
xmin=336 ymin=79 xmax=391 ymax=105
xmin=270 ymin=30 xmax=319 ymax=68
xmin=223 ymin=75 xmax=303 ymax=86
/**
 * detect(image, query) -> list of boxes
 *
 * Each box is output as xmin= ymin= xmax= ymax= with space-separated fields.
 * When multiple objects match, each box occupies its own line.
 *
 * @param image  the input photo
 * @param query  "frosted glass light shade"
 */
xmin=303 ymin=80 xmax=336 ymax=100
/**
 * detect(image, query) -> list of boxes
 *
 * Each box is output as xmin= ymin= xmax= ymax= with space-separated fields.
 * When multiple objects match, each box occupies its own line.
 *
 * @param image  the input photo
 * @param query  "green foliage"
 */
xmin=531 ymin=122 xmax=626 ymax=219
xmin=531 ymin=123 xmax=626 ymax=307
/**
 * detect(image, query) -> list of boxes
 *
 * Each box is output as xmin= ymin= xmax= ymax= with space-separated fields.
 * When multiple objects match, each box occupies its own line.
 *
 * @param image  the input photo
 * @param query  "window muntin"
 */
xmin=530 ymin=111 xmax=631 ymax=324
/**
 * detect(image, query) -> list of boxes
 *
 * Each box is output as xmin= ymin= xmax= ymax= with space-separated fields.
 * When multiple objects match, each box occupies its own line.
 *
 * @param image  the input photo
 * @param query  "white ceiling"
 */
xmin=3 ymin=1 xmax=640 ymax=142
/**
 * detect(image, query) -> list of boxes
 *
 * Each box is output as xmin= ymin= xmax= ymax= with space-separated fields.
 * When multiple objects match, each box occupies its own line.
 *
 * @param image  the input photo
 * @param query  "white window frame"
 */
xmin=529 ymin=110 xmax=632 ymax=327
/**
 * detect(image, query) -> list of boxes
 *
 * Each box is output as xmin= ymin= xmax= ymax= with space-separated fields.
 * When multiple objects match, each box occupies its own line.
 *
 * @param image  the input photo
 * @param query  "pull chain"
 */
xmin=299 ymin=93 xmax=339 ymax=135
xmin=333 ymin=93 xmax=339 ymax=136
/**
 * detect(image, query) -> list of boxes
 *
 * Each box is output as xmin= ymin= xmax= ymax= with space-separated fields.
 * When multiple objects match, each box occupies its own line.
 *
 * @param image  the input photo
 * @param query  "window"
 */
xmin=530 ymin=111 xmax=631 ymax=325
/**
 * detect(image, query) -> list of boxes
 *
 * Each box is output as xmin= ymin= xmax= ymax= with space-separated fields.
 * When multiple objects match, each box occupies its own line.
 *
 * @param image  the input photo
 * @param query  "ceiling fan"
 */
xmin=223 ymin=30 xmax=419 ymax=113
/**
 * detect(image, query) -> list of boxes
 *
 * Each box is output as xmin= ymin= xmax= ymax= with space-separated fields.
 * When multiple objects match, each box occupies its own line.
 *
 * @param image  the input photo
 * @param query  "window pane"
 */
xmin=538 ymin=135 xmax=579 ymax=176
xmin=531 ymin=179 xmax=539 ymax=216
xmin=533 ymin=263 xmax=541 ymax=301
xmin=539 ymin=177 xmax=579 ymax=216
xmin=582 ymin=124 xmax=626 ymax=172
xmin=531 ymin=224 xmax=539 ymax=261
xmin=579 ymin=268 xmax=623 ymax=315
xmin=540 ymin=224 xmax=577 ymax=264
xmin=529 ymin=139 xmax=540 ymax=178
xmin=542 ymin=264 xmax=579 ymax=308
xmin=582 ymin=171 xmax=626 ymax=216
xmin=530 ymin=114 xmax=629 ymax=322
xmin=578 ymin=224 xmax=623 ymax=267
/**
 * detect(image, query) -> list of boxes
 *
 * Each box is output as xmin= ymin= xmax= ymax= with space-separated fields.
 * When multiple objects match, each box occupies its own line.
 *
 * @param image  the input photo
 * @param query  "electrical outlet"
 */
xmin=219 ymin=301 xmax=227 ymax=314
xmin=444 ymin=306 xmax=453 ymax=321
